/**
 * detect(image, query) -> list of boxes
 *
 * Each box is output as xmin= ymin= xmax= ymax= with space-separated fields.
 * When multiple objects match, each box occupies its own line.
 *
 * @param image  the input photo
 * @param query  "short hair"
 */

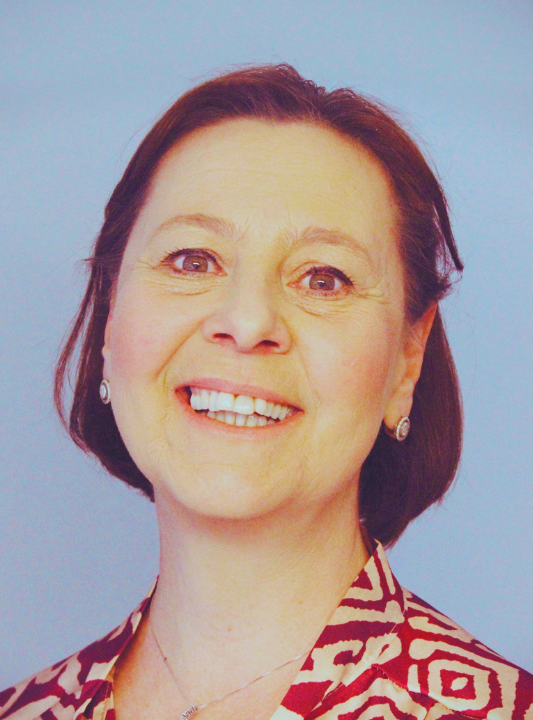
xmin=55 ymin=63 xmax=463 ymax=547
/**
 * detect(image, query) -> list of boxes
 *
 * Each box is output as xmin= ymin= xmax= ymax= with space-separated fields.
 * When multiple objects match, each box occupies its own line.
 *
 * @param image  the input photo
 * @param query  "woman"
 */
xmin=1 ymin=64 xmax=531 ymax=720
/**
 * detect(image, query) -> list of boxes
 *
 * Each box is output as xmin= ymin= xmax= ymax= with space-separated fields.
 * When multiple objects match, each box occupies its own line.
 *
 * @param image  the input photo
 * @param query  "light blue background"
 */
xmin=1 ymin=0 xmax=532 ymax=685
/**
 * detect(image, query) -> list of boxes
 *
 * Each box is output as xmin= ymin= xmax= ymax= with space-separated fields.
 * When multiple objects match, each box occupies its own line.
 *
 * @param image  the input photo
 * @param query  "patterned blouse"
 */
xmin=1 ymin=541 xmax=532 ymax=720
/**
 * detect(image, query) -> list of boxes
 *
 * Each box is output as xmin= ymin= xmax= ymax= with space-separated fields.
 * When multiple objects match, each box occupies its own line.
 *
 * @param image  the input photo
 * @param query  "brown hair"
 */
xmin=55 ymin=63 xmax=463 ymax=547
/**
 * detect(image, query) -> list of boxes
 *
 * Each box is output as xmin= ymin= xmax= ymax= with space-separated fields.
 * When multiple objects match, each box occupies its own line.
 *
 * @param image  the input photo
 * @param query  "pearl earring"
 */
xmin=99 ymin=379 xmax=111 ymax=404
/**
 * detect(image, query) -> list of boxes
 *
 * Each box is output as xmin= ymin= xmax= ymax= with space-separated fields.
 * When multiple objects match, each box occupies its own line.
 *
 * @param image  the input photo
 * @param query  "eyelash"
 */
xmin=163 ymin=249 xmax=354 ymax=296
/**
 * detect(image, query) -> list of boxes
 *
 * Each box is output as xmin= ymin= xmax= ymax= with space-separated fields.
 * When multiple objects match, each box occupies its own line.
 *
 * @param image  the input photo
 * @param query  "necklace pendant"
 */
xmin=180 ymin=706 xmax=199 ymax=720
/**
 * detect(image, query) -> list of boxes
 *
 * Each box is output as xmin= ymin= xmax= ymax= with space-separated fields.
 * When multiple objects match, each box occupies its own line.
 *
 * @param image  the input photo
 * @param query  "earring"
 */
xmin=394 ymin=416 xmax=410 ymax=441
xmin=385 ymin=416 xmax=410 ymax=441
xmin=99 ymin=379 xmax=111 ymax=405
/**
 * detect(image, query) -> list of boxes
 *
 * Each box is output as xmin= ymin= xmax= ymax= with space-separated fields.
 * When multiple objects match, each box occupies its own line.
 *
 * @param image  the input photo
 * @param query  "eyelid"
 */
xmin=308 ymin=265 xmax=353 ymax=282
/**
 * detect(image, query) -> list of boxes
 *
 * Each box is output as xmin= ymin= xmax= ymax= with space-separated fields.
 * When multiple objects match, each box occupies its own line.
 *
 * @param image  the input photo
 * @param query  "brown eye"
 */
xmin=298 ymin=266 xmax=349 ymax=294
xmin=308 ymin=273 xmax=337 ymax=291
xmin=170 ymin=250 xmax=218 ymax=274
xmin=181 ymin=254 xmax=208 ymax=272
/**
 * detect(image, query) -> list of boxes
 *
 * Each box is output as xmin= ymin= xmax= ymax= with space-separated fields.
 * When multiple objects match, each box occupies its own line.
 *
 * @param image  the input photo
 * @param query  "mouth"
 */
xmin=178 ymin=382 xmax=301 ymax=429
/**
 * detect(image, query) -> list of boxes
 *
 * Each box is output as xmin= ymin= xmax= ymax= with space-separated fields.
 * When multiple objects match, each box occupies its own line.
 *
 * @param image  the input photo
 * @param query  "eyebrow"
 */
xmin=152 ymin=213 xmax=373 ymax=265
xmin=152 ymin=213 xmax=241 ymax=241
xmin=286 ymin=225 xmax=373 ymax=265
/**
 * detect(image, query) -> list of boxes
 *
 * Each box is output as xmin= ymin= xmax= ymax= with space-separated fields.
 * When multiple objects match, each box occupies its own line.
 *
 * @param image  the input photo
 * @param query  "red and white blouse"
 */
xmin=1 ymin=541 xmax=532 ymax=720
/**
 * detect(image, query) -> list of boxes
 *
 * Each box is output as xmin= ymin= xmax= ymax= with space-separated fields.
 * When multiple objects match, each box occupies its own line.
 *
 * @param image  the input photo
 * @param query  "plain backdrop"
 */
xmin=1 ymin=0 xmax=532 ymax=685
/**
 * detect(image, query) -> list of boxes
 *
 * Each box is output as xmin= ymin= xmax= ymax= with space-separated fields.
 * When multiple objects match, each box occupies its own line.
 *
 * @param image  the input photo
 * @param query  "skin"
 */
xmin=103 ymin=119 xmax=436 ymax=719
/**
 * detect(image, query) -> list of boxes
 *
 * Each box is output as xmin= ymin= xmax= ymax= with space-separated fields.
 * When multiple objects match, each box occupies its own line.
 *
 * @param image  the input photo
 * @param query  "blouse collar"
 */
xmin=273 ymin=540 xmax=405 ymax=716
xmin=71 ymin=539 xmax=404 ymax=719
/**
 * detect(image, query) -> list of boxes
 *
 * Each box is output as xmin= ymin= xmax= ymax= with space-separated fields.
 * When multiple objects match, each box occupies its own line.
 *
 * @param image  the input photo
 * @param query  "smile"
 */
xmin=187 ymin=387 xmax=297 ymax=428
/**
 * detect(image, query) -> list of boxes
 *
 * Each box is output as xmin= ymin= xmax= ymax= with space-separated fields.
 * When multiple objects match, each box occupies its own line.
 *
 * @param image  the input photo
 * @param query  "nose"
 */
xmin=201 ymin=272 xmax=292 ymax=354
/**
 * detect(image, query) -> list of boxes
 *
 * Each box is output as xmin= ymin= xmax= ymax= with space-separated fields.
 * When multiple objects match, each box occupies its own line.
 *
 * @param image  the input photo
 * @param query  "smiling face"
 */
xmin=103 ymin=119 xmax=430 ymax=520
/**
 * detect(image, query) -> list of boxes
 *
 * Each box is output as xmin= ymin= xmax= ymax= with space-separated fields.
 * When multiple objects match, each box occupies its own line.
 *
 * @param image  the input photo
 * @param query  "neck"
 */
xmin=149 ymin=480 xmax=368 ymax=691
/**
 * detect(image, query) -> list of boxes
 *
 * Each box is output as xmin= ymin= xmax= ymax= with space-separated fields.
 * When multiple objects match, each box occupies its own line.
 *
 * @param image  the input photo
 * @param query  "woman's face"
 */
xmin=104 ymin=119 xmax=428 ymax=519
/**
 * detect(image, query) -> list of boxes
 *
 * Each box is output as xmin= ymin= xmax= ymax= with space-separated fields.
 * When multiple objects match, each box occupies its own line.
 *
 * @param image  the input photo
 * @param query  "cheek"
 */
xmin=108 ymin=286 xmax=195 ymax=383
xmin=305 ymin=314 xmax=400 ymax=417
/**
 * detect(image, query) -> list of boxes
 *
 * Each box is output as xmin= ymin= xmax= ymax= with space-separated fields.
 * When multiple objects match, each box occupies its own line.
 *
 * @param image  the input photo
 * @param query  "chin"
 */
xmin=155 ymin=465 xmax=291 ymax=521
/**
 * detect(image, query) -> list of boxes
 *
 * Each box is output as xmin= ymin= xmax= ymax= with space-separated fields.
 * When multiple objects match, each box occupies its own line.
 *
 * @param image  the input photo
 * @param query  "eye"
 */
xmin=166 ymin=249 xmax=219 ymax=274
xmin=298 ymin=266 xmax=353 ymax=295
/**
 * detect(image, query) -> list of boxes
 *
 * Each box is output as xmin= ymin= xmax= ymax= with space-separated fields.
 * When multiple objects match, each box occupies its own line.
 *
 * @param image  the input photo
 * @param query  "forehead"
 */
xmin=130 ymin=119 xmax=399 ymax=254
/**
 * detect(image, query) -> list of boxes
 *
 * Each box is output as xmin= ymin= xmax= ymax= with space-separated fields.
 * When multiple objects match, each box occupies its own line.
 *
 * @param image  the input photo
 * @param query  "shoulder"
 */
xmin=0 ymin=594 xmax=149 ymax=720
xmin=374 ymin=586 xmax=533 ymax=719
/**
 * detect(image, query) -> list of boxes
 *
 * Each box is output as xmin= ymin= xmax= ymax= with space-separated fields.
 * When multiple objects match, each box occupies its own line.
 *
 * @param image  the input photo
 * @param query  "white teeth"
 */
xmin=200 ymin=388 xmax=210 ymax=410
xmin=197 ymin=406 xmax=283 ymax=428
xmin=189 ymin=387 xmax=295 ymax=423
xmin=215 ymin=392 xmax=235 ymax=412
xmin=233 ymin=395 xmax=255 ymax=415
xmin=254 ymin=397 xmax=267 ymax=415
xmin=271 ymin=404 xmax=281 ymax=420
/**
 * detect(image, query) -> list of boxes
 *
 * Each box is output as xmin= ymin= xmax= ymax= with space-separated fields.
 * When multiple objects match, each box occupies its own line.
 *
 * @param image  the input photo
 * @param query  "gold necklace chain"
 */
xmin=149 ymin=616 xmax=313 ymax=720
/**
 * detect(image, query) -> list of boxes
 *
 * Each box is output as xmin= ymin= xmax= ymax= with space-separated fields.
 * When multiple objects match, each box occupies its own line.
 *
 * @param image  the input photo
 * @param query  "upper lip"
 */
xmin=178 ymin=378 xmax=301 ymax=410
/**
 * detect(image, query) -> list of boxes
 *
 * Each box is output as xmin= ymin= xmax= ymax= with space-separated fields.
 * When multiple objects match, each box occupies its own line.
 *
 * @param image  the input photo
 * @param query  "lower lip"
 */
xmin=175 ymin=388 xmax=301 ymax=437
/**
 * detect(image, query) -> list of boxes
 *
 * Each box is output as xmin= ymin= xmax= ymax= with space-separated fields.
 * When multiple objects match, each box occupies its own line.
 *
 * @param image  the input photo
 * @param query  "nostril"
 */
xmin=210 ymin=333 xmax=279 ymax=352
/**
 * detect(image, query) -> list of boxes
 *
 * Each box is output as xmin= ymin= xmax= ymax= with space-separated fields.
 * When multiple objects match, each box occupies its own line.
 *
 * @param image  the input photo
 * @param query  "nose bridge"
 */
xmin=227 ymin=261 xmax=280 ymax=345
xmin=203 ymin=254 xmax=290 ymax=353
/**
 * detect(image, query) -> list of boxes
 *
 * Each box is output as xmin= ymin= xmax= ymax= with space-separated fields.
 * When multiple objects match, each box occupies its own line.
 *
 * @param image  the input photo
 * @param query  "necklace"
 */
xmin=149 ymin=616 xmax=312 ymax=720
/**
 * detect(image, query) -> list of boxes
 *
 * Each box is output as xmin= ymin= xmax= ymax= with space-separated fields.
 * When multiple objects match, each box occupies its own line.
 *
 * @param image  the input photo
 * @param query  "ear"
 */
xmin=383 ymin=304 xmax=437 ymax=432
xmin=102 ymin=306 xmax=114 ymax=379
